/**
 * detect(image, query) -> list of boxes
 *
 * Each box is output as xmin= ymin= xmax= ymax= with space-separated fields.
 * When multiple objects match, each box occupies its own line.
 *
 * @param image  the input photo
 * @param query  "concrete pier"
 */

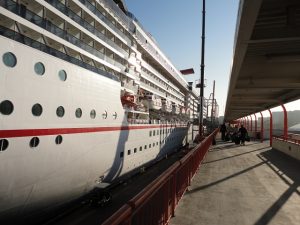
xmin=170 ymin=140 xmax=300 ymax=225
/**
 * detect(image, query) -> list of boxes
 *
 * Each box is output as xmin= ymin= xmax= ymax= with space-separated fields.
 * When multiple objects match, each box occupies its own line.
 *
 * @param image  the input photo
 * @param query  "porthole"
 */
xmin=139 ymin=146 xmax=142 ymax=151
xmin=32 ymin=103 xmax=43 ymax=116
xmin=75 ymin=108 xmax=82 ymax=118
xmin=3 ymin=52 xmax=17 ymax=67
xmin=149 ymin=144 xmax=151 ymax=148
xmin=30 ymin=137 xmax=40 ymax=148
xmin=58 ymin=70 xmax=67 ymax=81
xmin=153 ymin=130 xmax=155 ymax=136
xmin=113 ymin=112 xmax=117 ymax=119
xmin=144 ymin=145 xmax=147 ymax=149
xmin=0 ymin=100 xmax=14 ymax=115
xmin=56 ymin=106 xmax=65 ymax=117
xmin=134 ymin=148 xmax=137 ymax=153
xmin=90 ymin=109 xmax=96 ymax=119
xmin=120 ymin=151 xmax=124 ymax=158
xmin=34 ymin=62 xmax=45 ymax=75
xmin=55 ymin=135 xmax=63 ymax=145
xmin=127 ymin=150 xmax=131 ymax=155
xmin=153 ymin=143 xmax=155 ymax=146
xmin=149 ymin=131 xmax=152 ymax=137
xmin=0 ymin=139 xmax=9 ymax=151
xmin=102 ymin=110 xmax=108 ymax=119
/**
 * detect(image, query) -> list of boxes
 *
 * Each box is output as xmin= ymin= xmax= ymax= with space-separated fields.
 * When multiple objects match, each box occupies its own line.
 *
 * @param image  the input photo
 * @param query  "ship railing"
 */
xmin=0 ymin=25 xmax=118 ymax=81
xmin=1 ymin=0 xmax=126 ymax=70
xmin=127 ymin=118 xmax=148 ymax=124
xmin=141 ymin=63 xmax=185 ymax=102
xmin=98 ymin=0 xmax=135 ymax=32
xmin=78 ymin=0 xmax=133 ymax=44
xmin=102 ymin=128 xmax=219 ymax=225
xmin=135 ymin=30 xmax=188 ymax=89
xmin=45 ymin=0 xmax=129 ymax=57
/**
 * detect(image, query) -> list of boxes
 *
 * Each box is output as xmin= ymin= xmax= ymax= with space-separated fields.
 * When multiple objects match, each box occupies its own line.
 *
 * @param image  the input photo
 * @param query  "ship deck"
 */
xmin=170 ymin=139 xmax=300 ymax=225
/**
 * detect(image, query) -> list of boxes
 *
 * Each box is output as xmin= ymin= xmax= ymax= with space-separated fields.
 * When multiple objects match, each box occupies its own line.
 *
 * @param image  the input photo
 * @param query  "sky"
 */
xmin=125 ymin=0 xmax=300 ymax=116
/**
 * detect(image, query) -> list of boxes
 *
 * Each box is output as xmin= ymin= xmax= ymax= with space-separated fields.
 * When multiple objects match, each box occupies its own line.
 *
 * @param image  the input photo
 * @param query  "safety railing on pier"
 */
xmin=273 ymin=134 xmax=300 ymax=145
xmin=102 ymin=129 xmax=218 ymax=225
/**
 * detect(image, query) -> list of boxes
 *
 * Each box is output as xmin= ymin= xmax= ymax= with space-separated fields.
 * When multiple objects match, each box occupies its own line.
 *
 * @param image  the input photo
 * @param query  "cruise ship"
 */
xmin=0 ymin=0 xmax=202 ymax=220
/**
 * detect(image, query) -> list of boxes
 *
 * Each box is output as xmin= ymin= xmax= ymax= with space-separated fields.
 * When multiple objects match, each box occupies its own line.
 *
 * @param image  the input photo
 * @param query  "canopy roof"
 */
xmin=225 ymin=0 xmax=300 ymax=121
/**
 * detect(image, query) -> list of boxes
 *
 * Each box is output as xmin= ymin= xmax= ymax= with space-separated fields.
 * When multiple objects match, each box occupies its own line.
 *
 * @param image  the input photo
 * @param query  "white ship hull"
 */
xmin=0 ymin=0 xmax=201 ymax=220
xmin=0 ymin=36 xmax=188 ymax=218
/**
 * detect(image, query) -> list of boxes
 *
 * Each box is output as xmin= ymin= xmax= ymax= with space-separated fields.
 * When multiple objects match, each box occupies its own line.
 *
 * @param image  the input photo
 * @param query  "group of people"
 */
xmin=220 ymin=123 xmax=248 ymax=145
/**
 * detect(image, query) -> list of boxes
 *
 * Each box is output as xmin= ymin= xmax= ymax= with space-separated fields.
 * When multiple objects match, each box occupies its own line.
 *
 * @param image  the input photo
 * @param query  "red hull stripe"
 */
xmin=0 ymin=125 xmax=187 ymax=138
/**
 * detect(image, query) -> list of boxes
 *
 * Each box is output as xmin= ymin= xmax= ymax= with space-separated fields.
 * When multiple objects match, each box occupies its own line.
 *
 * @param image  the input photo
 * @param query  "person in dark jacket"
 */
xmin=220 ymin=123 xmax=227 ymax=141
xmin=239 ymin=124 xmax=248 ymax=146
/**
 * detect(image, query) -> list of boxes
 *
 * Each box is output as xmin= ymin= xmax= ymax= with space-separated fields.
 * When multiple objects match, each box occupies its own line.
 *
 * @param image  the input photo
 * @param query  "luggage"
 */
xmin=235 ymin=136 xmax=240 ymax=145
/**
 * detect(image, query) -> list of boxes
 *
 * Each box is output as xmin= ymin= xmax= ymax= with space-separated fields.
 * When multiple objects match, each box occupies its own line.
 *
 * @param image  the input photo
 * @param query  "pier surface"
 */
xmin=171 ymin=140 xmax=300 ymax=225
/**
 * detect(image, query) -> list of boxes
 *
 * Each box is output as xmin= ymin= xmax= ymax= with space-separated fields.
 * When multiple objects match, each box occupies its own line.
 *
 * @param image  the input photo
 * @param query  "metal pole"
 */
xmin=199 ymin=0 xmax=206 ymax=136
xmin=210 ymin=80 xmax=215 ymax=131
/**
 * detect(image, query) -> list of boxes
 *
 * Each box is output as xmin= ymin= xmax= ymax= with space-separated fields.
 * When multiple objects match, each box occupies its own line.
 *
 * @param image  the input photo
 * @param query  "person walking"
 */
xmin=220 ymin=123 xmax=227 ymax=141
xmin=239 ymin=124 xmax=248 ymax=146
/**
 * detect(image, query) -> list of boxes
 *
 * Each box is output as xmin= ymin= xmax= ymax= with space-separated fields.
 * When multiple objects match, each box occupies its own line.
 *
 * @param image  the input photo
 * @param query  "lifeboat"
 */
xmin=172 ymin=103 xmax=180 ymax=114
xmin=162 ymin=99 xmax=172 ymax=112
xmin=142 ymin=93 xmax=162 ymax=110
xmin=121 ymin=94 xmax=136 ymax=108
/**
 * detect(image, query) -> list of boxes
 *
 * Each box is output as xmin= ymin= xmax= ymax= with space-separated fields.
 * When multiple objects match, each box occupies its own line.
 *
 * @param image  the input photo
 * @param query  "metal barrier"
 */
xmin=273 ymin=135 xmax=300 ymax=145
xmin=102 ymin=129 xmax=218 ymax=225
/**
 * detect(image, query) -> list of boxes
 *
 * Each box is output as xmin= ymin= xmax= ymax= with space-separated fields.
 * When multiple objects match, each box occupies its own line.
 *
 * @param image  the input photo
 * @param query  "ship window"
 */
xmin=58 ymin=70 xmax=67 ymax=81
xmin=149 ymin=144 xmax=151 ymax=148
xmin=134 ymin=148 xmax=137 ymax=153
xmin=56 ymin=106 xmax=65 ymax=117
xmin=156 ymin=142 xmax=158 ymax=145
xmin=113 ymin=112 xmax=117 ymax=119
xmin=127 ymin=150 xmax=131 ymax=155
xmin=75 ymin=108 xmax=82 ymax=118
xmin=30 ymin=137 xmax=40 ymax=148
xmin=153 ymin=142 xmax=155 ymax=146
xmin=90 ymin=109 xmax=96 ymax=119
xmin=3 ymin=52 xmax=17 ymax=67
xmin=153 ymin=130 xmax=155 ymax=136
xmin=144 ymin=145 xmax=147 ymax=149
xmin=120 ymin=151 xmax=124 ymax=158
xmin=0 ymin=139 xmax=9 ymax=151
xmin=102 ymin=111 xmax=108 ymax=119
xmin=0 ymin=100 xmax=14 ymax=115
xmin=55 ymin=135 xmax=63 ymax=145
xmin=34 ymin=62 xmax=45 ymax=75
xmin=32 ymin=103 xmax=43 ymax=116
xmin=139 ymin=146 xmax=142 ymax=151
xmin=149 ymin=131 xmax=152 ymax=136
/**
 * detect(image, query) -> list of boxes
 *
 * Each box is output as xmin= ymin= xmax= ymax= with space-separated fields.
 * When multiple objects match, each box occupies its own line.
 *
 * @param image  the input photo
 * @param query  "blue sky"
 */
xmin=125 ymin=0 xmax=300 ymax=116
xmin=126 ymin=0 xmax=238 ymax=116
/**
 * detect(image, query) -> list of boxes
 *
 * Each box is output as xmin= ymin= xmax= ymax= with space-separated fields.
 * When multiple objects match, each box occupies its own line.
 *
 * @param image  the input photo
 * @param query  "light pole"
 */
xmin=199 ymin=0 xmax=206 ymax=136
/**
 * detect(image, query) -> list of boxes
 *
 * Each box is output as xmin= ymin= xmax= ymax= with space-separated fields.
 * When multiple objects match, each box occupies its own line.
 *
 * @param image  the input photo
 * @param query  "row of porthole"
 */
xmin=2 ymin=52 xmax=67 ymax=81
xmin=0 ymin=134 xmax=181 ymax=152
xmin=120 ymin=135 xmax=181 ymax=159
xmin=0 ymin=135 xmax=63 ymax=152
xmin=120 ymin=141 xmax=160 ymax=158
xmin=149 ymin=128 xmax=181 ymax=137
xmin=0 ymin=100 xmax=115 ymax=119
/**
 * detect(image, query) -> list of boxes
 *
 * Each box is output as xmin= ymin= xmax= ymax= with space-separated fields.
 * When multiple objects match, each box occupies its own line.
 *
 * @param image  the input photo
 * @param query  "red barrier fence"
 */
xmin=102 ymin=129 xmax=218 ymax=225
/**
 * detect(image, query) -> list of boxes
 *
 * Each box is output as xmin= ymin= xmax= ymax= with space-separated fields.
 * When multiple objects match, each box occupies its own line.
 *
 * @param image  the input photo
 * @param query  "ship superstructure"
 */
xmin=0 ymin=0 xmax=201 ymax=219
